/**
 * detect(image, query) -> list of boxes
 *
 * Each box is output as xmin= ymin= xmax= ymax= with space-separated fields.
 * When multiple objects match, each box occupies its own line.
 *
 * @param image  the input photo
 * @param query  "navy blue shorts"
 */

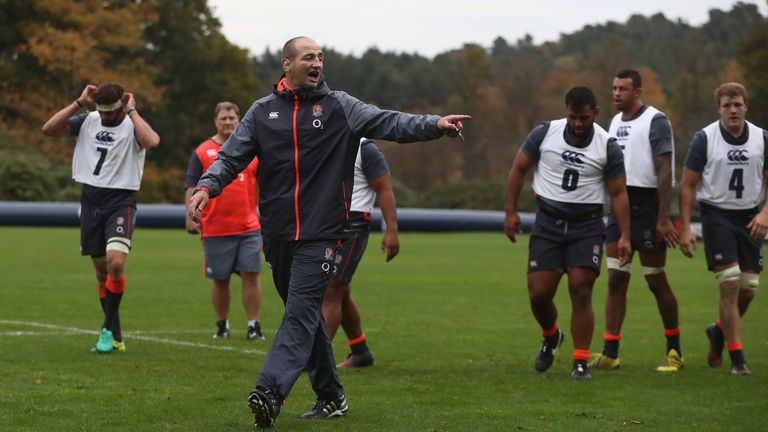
xmin=80 ymin=202 xmax=137 ymax=257
xmin=701 ymin=204 xmax=763 ymax=272
xmin=606 ymin=187 xmax=665 ymax=253
xmin=334 ymin=229 xmax=370 ymax=284
xmin=528 ymin=211 xmax=605 ymax=274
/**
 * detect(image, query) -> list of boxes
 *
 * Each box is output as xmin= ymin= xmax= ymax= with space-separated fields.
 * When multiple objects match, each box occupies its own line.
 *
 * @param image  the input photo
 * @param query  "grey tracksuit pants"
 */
xmin=257 ymin=240 xmax=344 ymax=402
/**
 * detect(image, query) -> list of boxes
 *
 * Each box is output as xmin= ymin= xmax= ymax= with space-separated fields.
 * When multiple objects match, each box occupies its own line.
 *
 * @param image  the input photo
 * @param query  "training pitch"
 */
xmin=0 ymin=227 xmax=766 ymax=431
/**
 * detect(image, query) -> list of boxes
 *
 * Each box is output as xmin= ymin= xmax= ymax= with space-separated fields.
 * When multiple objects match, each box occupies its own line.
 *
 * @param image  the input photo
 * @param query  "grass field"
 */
xmin=1 ymin=227 xmax=766 ymax=431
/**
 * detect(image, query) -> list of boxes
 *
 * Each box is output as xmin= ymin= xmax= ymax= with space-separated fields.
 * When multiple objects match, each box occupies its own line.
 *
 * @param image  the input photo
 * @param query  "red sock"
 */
xmin=348 ymin=333 xmax=366 ymax=346
xmin=106 ymin=275 xmax=126 ymax=294
xmin=541 ymin=325 xmax=559 ymax=337
xmin=573 ymin=349 xmax=590 ymax=362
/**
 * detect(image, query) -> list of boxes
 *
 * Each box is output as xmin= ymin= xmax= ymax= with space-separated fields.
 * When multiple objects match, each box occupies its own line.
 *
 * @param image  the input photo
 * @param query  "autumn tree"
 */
xmin=738 ymin=23 xmax=768 ymax=127
xmin=142 ymin=0 xmax=263 ymax=169
xmin=2 ymin=0 xmax=160 ymax=162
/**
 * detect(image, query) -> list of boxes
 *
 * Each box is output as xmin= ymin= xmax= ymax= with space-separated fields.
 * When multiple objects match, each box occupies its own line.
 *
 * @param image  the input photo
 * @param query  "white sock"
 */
xmin=248 ymin=319 xmax=258 ymax=328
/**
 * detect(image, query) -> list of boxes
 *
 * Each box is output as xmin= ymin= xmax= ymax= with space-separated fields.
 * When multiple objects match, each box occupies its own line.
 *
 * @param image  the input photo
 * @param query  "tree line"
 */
xmin=1 ymin=0 xmax=767 ymax=210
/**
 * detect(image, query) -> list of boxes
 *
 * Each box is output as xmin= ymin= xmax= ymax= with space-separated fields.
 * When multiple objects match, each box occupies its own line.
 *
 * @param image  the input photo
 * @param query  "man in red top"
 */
xmin=185 ymin=101 xmax=264 ymax=341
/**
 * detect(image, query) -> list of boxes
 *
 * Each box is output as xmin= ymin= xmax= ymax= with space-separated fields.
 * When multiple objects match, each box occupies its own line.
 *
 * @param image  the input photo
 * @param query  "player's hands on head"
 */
xmin=123 ymin=92 xmax=136 ymax=111
xmin=79 ymin=84 xmax=97 ymax=105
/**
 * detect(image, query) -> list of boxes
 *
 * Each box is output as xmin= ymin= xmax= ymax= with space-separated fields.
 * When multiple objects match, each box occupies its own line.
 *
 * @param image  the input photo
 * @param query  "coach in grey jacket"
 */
xmin=188 ymin=36 xmax=469 ymax=428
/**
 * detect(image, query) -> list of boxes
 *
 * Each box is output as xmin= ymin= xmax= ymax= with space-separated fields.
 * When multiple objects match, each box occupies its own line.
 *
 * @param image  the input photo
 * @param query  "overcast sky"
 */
xmin=208 ymin=0 xmax=767 ymax=58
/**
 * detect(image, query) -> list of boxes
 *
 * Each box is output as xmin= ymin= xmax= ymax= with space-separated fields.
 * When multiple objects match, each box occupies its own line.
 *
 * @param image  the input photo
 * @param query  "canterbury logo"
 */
xmin=561 ymin=151 xmax=585 ymax=165
xmin=615 ymin=126 xmax=631 ymax=138
xmin=727 ymin=149 xmax=748 ymax=162
xmin=269 ymin=112 xmax=279 ymax=119
xmin=95 ymin=131 xmax=115 ymax=142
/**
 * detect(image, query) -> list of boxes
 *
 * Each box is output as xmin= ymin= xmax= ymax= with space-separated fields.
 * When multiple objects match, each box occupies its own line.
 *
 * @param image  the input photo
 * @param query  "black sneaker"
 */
xmin=213 ymin=320 xmax=229 ymax=339
xmin=706 ymin=323 xmax=724 ymax=368
xmin=300 ymin=395 xmax=349 ymax=419
xmin=571 ymin=361 xmax=592 ymax=381
xmin=337 ymin=351 xmax=374 ymax=369
xmin=730 ymin=363 xmax=752 ymax=376
xmin=534 ymin=329 xmax=565 ymax=372
xmin=248 ymin=388 xmax=281 ymax=428
xmin=247 ymin=323 xmax=265 ymax=341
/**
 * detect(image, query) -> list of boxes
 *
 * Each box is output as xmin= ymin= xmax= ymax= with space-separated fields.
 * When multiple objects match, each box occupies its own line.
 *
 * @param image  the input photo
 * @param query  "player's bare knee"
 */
xmin=644 ymin=270 xmax=672 ymax=293
xmin=569 ymin=287 xmax=592 ymax=307
xmin=528 ymin=291 xmax=553 ymax=307
xmin=324 ymin=279 xmax=347 ymax=301
xmin=105 ymin=239 xmax=130 ymax=273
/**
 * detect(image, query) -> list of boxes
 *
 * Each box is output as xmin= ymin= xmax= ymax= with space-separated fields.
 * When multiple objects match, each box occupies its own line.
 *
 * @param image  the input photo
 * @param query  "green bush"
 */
xmin=390 ymin=178 xmax=539 ymax=211
xmin=0 ymin=148 xmax=62 ymax=201
xmin=390 ymin=177 xmax=421 ymax=208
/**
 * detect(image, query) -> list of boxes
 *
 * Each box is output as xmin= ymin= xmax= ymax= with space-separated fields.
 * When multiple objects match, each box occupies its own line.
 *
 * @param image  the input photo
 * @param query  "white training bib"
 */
xmin=72 ymin=112 xmax=145 ymax=190
xmin=533 ymin=119 xmax=611 ymax=205
xmin=609 ymin=106 xmax=674 ymax=188
xmin=697 ymin=120 xmax=765 ymax=210
xmin=349 ymin=138 xmax=377 ymax=213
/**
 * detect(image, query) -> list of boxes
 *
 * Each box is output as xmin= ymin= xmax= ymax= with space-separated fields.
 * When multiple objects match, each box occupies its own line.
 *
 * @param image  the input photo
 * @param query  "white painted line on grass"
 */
xmin=0 ymin=320 xmax=266 ymax=355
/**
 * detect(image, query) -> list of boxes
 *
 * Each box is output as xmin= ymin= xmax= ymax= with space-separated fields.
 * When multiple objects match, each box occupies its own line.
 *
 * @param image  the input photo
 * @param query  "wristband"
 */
xmin=126 ymin=108 xmax=137 ymax=116
xmin=193 ymin=186 xmax=211 ymax=196
xmin=75 ymin=99 xmax=84 ymax=108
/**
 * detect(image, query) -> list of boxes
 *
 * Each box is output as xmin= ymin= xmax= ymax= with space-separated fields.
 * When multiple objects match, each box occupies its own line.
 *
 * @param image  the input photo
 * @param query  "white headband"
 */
xmin=95 ymin=100 xmax=123 ymax=112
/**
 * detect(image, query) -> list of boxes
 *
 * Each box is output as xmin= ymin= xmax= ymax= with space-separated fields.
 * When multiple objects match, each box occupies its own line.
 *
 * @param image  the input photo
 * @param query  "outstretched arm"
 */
xmin=336 ymin=91 xmax=471 ymax=143
xmin=437 ymin=115 xmax=471 ymax=141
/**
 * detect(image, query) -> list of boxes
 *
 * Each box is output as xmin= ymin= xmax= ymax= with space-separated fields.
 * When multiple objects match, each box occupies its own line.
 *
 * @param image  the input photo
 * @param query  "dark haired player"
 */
xmin=591 ymin=69 xmax=683 ymax=372
xmin=504 ymin=86 xmax=631 ymax=381
xmin=43 ymin=83 xmax=160 ymax=353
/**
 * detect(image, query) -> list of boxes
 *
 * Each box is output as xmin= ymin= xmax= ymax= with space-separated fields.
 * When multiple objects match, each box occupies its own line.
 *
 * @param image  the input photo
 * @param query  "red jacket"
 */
xmin=190 ymin=139 xmax=260 ymax=237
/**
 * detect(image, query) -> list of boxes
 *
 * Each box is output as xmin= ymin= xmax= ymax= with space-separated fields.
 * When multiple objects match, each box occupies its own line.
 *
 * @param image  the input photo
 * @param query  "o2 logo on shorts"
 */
xmin=592 ymin=244 xmax=600 ymax=265
xmin=321 ymin=247 xmax=338 ymax=277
